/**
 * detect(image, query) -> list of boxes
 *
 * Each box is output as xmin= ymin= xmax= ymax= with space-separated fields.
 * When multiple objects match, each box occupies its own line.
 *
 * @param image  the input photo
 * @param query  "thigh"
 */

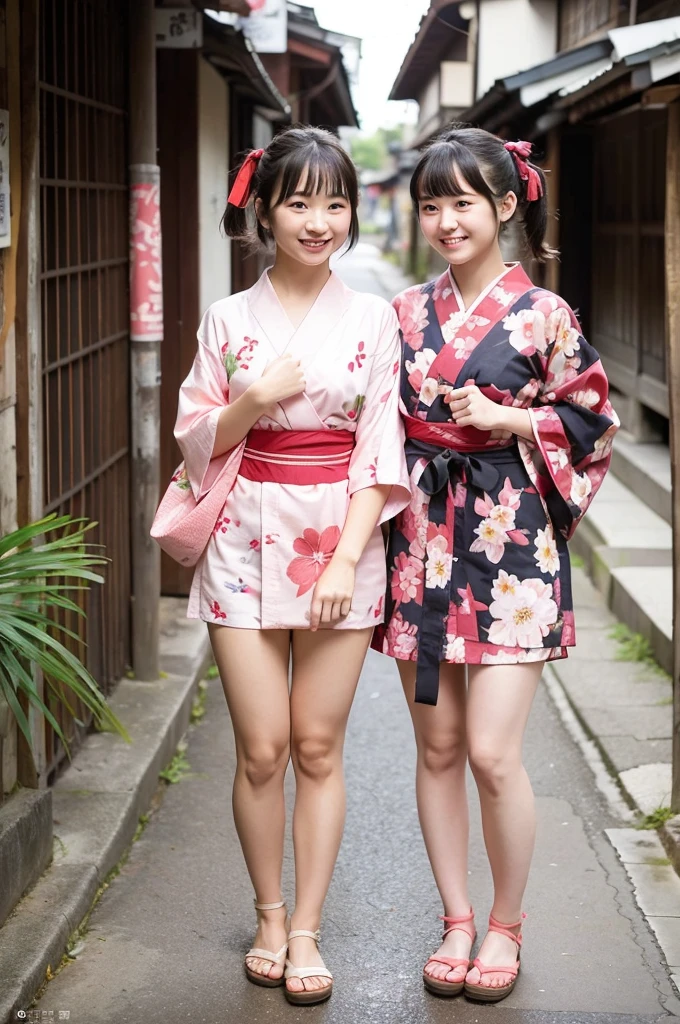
xmin=208 ymin=624 xmax=292 ymax=752
xmin=398 ymin=659 xmax=468 ymax=748
xmin=289 ymin=628 xmax=373 ymax=742
xmin=466 ymin=662 xmax=543 ymax=755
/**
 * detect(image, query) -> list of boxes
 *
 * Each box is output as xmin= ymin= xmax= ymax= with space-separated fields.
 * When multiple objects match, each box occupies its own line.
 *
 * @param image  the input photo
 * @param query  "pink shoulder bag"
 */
xmin=150 ymin=440 xmax=246 ymax=566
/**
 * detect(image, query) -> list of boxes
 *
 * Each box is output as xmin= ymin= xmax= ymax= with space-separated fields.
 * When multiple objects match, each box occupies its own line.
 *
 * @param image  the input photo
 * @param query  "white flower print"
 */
xmin=491 ymin=569 xmax=520 ymax=601
xmin=571 ymin=388 xmax=600 ymax=409
xmin=445 ymin=635 xmax=466 ymax=662
xmin=420 ymin=377 xmax=440 ymax=407
xmin=534 ymin=526 xmax=559 ymax=576
xmin=481 ymin=648 xmax=552 ymax=665
xmin=470 ymin=517 xmax=510 ymax=564
xmin=441 ymin=310 xmax=468 ymax=343
xmin=570 ymin=471 xmax=592 ymax=507
xmin=425 ymin=534 xmax=453 ymax=589
xmin=488 ymin=503 xmax=516 ymax=531
xmin=488 ymin=576 xmax=558 ymax=647
xmin=504 ymin=309 xmax=548 ymax=357
xmin=405 ymin=348 xmax=437 ymax=379
xmin=491 ymin=285 xmax=515 ymax=306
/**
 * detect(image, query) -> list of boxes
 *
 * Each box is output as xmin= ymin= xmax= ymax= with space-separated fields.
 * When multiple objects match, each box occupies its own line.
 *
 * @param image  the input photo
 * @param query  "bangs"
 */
xmin=411 ymin=141 xmax=496 ymax=207
xmin=273 ymin=144 xmax=355 ymax=205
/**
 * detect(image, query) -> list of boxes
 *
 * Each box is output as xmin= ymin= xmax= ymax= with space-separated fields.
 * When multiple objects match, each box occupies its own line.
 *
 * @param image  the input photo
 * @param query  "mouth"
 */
xmin=299 ymin=238 xmax=332 ymax=251
xmin=440 ymin=236 xmax=468 ymax=248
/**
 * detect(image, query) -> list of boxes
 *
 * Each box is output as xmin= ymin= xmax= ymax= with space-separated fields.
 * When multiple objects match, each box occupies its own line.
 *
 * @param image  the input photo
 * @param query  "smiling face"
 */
xmin=417 ymin=170 xmax=516 ymax=269
xmin=255 ymin=157 xmax=354 ymax=269
xmin=258 ymin=179 xmax=352 ymax=267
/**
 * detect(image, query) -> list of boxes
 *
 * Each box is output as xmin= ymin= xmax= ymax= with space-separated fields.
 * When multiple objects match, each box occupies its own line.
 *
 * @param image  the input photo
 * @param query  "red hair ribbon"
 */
xmin=227 ymin=149 xmax=264 ymax=208
xmin=504 ymin=141 xmax=543 ymax=202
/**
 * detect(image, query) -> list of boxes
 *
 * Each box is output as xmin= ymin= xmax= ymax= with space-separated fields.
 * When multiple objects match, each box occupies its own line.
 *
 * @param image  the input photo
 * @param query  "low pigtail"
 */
xmin=521 ymin=161 xmax=557 ymax=262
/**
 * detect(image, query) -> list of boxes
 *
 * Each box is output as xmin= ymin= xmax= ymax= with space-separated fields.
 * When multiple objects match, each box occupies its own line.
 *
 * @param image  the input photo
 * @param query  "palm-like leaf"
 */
xmin=0 ymin=513 xmax=131 ymax=757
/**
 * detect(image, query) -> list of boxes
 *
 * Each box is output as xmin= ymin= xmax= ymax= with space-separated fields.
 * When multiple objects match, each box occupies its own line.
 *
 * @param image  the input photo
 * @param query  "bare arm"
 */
xmin=310 ymin=484 xmax=391 ymax=631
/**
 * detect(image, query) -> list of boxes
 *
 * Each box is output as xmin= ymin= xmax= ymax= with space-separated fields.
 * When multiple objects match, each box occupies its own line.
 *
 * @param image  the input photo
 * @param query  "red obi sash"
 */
xmin=404 ymin=415 xmax=492 ymax=452
xmin=239 ymin=429 xmax=355 ymax=484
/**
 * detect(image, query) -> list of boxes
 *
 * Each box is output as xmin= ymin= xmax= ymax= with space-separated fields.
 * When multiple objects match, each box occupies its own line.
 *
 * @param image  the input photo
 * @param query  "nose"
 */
xmin=305 ymin=209 xmax=328 ymax=234
xmin=439 ymin=208 xmax=459 ymax=232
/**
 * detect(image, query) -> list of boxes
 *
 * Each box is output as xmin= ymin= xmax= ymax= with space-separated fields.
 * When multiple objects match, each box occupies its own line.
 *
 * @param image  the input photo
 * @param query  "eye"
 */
xmin=457 ymin=200 xmax=471 ymax=209
xmin=329 ymin=201 xmax=347 ymax=210
xmin=289 ymin=201 xmax=307 ymax=209
xmin=421 ymin=203 xmax=438 ymax=213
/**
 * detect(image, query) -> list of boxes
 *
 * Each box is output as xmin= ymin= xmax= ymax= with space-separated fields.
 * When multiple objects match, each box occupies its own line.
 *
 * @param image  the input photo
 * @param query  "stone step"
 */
xmin=609 ymin=431 xmax=671 ymax=526
xmin=570 ymin=469 xmax=673 ymax=675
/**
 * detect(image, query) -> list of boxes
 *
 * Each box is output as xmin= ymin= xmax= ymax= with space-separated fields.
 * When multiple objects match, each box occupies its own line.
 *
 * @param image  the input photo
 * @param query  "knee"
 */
xmin=468 ymin=744 xmax=518 ymax=795
xmin=291 ymin=734 xmax=338 ymax=782
xmin=418 ymin=730 xmax=467 ymax=776
xmin=240 ymin=741 xmax=289 ymax=788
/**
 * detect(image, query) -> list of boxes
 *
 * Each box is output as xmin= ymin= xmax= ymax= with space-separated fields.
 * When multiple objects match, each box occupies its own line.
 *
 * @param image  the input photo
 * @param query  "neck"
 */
xmin=268 ymin=248 xmax=332 ymax=299
xmin=449 ymin=246 xmax=507 ymax=310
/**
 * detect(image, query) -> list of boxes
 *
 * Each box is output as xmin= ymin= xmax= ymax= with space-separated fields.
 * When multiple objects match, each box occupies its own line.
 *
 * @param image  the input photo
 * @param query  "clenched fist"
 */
xmin=251 ymin=354 xmax=306 ymax=411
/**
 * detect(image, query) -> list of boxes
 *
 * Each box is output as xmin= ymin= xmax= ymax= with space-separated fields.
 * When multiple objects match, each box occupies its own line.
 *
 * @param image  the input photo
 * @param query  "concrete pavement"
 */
xmin=29 ymin=651 xmax=679 ymax=1023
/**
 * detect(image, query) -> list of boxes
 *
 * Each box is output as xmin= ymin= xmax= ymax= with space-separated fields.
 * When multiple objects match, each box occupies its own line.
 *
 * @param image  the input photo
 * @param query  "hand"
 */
xmin=309 ymin=556 xmax=355 ymax=631
xmin=252 ymin=354 xmax=306 ymax=410
xmin=443 ymin=384 xmax=503 ymax=432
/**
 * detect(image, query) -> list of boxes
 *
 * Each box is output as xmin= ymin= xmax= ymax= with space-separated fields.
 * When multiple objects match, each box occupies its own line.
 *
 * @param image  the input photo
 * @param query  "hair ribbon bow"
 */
xmin=228 ymin=149 xmax=265 ymax=208
xmin=504 ymin=141 xmax=543 ymax=202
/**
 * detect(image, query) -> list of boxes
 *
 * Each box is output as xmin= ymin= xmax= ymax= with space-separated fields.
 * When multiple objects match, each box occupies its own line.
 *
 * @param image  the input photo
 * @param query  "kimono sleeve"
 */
xmin=526 ymin=301 xmax=619 ymax=539
xmin=174 ymin=307 xmax=231 ymax=501
xmin=347 ymin=305 xmax=411 ymax=524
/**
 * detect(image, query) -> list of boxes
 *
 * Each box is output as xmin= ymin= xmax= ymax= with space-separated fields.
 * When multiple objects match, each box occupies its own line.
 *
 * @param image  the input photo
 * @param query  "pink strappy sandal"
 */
xmin=244 ymin=899 xmax=289 ymax=988
xmin=422 ymin=908 xmax=476 ymax=997
xmin=464 ymin=911 xmax=525 ymax=1003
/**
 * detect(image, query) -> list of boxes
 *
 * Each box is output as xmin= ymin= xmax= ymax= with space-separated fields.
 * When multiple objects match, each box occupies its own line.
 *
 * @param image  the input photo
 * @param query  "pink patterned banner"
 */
xmin=130 ymin=181 xmax=163 ymax=341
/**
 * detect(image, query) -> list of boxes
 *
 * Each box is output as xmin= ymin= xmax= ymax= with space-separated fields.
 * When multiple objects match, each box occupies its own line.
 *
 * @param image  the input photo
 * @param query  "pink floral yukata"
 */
xmin=175 ymin=270 xmax=411 ymax=630
xmin=373 ymin=263 xmax=619 ymax=704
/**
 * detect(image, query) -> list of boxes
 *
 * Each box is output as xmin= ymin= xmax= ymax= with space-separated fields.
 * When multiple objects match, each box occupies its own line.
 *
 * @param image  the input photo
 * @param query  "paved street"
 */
xmin=33 ymin=651 xmax=679 ymax=1023
xmin=32 ymin=245 xmax=680 ymax=1023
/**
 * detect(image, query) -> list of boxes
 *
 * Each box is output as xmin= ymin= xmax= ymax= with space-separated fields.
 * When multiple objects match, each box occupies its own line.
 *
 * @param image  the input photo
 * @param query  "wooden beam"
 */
xmin=288 ymin=36 xmax=332 ymax=67
xmin=666 ymin=99 xmax=680 ymax=812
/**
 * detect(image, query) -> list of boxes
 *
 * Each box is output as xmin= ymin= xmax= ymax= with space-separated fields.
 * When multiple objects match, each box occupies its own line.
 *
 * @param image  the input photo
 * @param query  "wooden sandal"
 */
xmin=464 ymin=912 xmax=525 ymax=1003
xmin=284 ymin=928 xmax=333 ymax=1006
xmin=423 ymin=907 xmax=476 ymax=997
xmin=244 ymin=899 xmax=288 ymax=988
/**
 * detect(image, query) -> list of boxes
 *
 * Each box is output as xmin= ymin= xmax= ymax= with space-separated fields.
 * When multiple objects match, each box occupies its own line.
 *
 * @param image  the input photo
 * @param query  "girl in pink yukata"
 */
xmin=373 ymin=127 xmax=618 ymax=1003
xmin=173 ymin=126 xmax=410 ymax=1006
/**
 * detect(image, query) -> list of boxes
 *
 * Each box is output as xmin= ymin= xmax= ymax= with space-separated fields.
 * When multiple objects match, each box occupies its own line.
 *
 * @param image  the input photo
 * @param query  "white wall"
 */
xmin=477 ymin=0 xmax=558 ymax=99
xmin=418 ymin=73 xmax=441 ymax=131
xmin=198 ymin=58 xmax=231 ymax=311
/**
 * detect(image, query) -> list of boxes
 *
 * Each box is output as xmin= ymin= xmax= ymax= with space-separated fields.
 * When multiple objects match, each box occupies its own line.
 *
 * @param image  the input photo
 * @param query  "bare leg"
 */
xmin=465 ymin=661 xmax=543 ymax=991
xmin=399 ymin=659 xmax=472 ymax=985
xmin=286 ymin=627 xmax=373 ymax=996
xmin=209 ymin=624 xmax=292 ymax=980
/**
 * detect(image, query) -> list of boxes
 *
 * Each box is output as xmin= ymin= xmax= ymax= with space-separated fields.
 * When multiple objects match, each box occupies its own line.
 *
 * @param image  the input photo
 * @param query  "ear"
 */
xmin=499 ymin=191 xmax=518 ymax=222
xmin=254 ymin=197 xmax=269 ymax=230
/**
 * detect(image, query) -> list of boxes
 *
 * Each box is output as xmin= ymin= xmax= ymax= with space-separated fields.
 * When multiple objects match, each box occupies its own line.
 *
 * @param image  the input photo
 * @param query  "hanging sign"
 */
xmin=156 ymin=9 xmax=203 ymax=49
xmin=239 ymin=0 xmax=287 ymax=54
xmin=130 ymin=182 xmax=164 ymax=342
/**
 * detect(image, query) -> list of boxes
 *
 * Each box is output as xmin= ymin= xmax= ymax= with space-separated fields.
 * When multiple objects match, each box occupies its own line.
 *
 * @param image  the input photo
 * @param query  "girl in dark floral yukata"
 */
xmin=373 ymin=126 xmax=618 ymax=1003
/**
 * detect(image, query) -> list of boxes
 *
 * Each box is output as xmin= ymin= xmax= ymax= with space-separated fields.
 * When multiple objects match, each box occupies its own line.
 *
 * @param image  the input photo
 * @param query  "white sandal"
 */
xmin=284 ymin=928 xmax=333 ymax=1006
xmin=244 ymin=899 xmax=288 ymax=988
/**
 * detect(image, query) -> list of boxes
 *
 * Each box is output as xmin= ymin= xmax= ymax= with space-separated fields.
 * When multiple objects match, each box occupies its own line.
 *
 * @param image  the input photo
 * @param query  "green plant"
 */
xmin=635 ymin=806 xmax=674 ymax=830
xmin=608 ymin=623 xmax=670 ymax=678
xmin=190 ymin=679 xmax=208 ymax=724
xmin=159 ymin=744 xmax=191 ymax=784
xmin=0 ymin=514 xmax=130 ymax=756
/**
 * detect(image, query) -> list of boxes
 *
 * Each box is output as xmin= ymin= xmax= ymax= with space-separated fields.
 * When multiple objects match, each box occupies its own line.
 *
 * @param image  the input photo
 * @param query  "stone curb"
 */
xmin=0 ymin=599 xmax=210 ymax=1024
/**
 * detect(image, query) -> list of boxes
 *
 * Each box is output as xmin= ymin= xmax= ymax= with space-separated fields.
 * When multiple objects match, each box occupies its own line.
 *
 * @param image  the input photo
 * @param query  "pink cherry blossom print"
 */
xmin=390 ymin=551 xmax=424 ymax=605
xmin=399 ymin=290 xmax=429 ymax=351
xmin=470 ymin=517 xmax=510 ymax=564
xmin=210 ymin=600 xmax=227 ymax=621
xmin=386 ymin=611 xmax=418 ymax=659
xmin=286 ymin=526 xmax=341 ymax=597
xmin=348 ymin=341 xmax=366 ymax=373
